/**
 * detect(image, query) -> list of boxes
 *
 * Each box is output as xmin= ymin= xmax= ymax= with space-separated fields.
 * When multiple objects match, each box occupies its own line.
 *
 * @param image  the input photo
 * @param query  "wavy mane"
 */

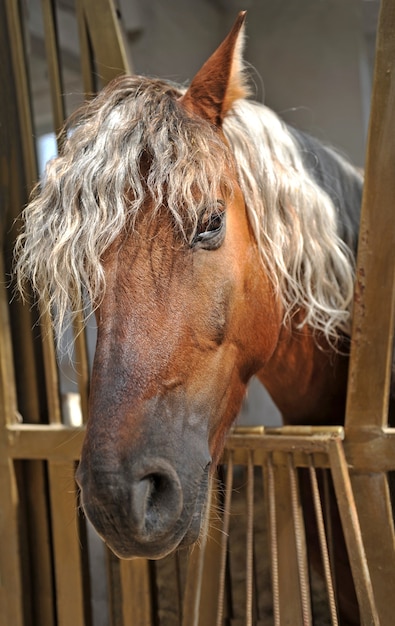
xmin=223 ymin=100 xmax=362 ymax=341
xmin=15 ymin=74 xmax=362 ymax=344
xmin=15 ymin=76 xmax=234 ymax=338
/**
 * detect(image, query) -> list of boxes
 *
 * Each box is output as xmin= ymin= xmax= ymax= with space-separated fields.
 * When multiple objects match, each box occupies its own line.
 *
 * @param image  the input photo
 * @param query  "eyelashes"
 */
xmin=191 ymin=201 xmax=226 ymax=249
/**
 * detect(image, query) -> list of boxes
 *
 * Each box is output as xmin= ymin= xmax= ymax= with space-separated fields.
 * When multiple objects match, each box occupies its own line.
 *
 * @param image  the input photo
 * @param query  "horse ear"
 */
xmin=179 ymin=11 xmax=249 ymax=127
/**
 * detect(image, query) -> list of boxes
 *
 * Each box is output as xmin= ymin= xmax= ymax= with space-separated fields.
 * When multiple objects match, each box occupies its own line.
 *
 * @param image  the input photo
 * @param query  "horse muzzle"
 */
xmin=76 ymin=451 xmax=211 ymax=559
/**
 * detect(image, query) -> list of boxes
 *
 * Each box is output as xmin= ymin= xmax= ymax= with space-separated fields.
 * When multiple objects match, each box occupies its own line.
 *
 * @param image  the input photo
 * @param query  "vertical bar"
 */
xmin=322 ymin=469 xmax=337 ymax=602
xmin=196 ymin=477 xmax=225 ymax=626
xmin=215 ymin=459 xmax=234 ymax=626
xmin=41 ymin=0 xmax=91 ymax=424
xmin=75 ymin=0 xmax=131 ymax=422
xmin=40 ymin=0 xmax=66 ymax=136
xmin=106 ymin=550 xmax=122 ymax=626
xmin=4 ymin=0 xmax=37 ymax=189
xmin=48 ymin=461 xmax=87 ymax=626
xmin=6 ymin=0 xmax=62 ymax=427
xmin=328 ymin=439 xmax=379 ymax=625
xmin=0 ymin=459 xmax=25 ymax=626
xmin=266 ymin=454 xmax=280 ymax=626
xmin=308 ymin=459 xmax=338 ymax=625
xmin=0 ymin=243 xmax=24 ymax=623
xmin=73 ymin=3 xmax=96 ymax=423
xmin=268 ymin=453 xmax=305 ymax=625
xmin=182 ymin=479 xmax=213 ymax=626
xmin=348 ymin=472 xmax=395 ymax=626
xmin=81 ymin=0 xmax=132 ymax=82
xmin=343 ymin=3 xmax=395 ymax=622
xmin=3 ymin=0 xmax=48 ymax=424
xmin=287 ymin=455 xmax=312 ymax=626
xmin=346 ymin=0 xmax=395 ymax=428
xmin=75 ymin=0 xmax=96 ymax=96
xmin=245 ymin=451 xmax=254 ymax=626
xmin=0 ymin=246 xmax=18 ymax=426
xmin=72 ymin=319 xmax=91 ymax=423
xmin=119 ymin=559 xmax=153 ymax=625
xmin=39 ymin=307 xmax=62 ymax=425
xmin=1 ymin=4 xmax=57 ymax=625
xmin=22 ymin=461 xmax=56 ymax=626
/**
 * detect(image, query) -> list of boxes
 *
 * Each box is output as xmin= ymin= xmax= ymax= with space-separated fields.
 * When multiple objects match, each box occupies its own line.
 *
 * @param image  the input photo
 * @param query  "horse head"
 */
xmin=74 ymin=13 xmax=284 ymax=559
xmin=16 ymin=9 xmax=360 ymax=561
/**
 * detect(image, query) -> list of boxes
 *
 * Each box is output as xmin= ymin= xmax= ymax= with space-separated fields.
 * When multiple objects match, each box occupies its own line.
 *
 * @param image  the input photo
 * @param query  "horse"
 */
xmin=15 ymin=11 xmax=364 ymax=622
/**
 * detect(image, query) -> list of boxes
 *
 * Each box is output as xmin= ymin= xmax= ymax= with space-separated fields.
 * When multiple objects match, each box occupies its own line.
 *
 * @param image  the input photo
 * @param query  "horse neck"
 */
xmin=257 ymin=322 xmax=349 ymax=426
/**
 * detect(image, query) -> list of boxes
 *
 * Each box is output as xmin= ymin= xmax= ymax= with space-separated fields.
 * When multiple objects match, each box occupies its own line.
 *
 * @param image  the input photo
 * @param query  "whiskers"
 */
xmin=192 ymin=466 xmax=246 ymax=551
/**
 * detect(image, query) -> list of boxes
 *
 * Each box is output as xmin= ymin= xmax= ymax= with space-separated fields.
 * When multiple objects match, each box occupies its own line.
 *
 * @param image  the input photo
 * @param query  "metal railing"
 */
xmin=1 ymin=1 xmax=394 ymax=625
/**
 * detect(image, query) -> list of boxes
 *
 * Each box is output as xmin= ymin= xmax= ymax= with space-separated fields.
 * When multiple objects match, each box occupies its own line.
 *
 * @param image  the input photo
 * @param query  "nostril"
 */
xmin=150 ymin=472 xmax=165 ymax=491
xmin=131 ymin=462 xmax=183 ymax=539
xmin=143 ymin=471 xmax=173 ymax=511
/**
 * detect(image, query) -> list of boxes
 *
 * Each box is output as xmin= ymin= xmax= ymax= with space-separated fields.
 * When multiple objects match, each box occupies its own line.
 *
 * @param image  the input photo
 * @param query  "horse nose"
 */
xmin=77 ymin=456 xmax=185 ymax=544
xmin=130 ymin=459 xmax=183 ymax=540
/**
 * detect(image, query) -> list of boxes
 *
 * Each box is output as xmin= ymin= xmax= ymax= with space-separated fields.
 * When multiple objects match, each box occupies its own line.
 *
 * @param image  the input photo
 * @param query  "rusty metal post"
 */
xmin=345 ymin=1 xmax=395 ymax=623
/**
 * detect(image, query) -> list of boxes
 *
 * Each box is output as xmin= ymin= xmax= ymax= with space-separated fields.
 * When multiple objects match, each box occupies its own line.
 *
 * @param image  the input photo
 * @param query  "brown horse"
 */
xmin=16 ymin=9 xmax=363 ymax=594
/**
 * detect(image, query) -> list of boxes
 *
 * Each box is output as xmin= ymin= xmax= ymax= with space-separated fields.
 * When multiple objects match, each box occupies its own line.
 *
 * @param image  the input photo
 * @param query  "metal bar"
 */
xmin=197 ymin=478 xmax=225 ymax=626
xmin=3 ymin=0 xmax=48 ymax=426
xmin=216 ymin=457 xmax=234 ymax=626
xmin=4 ymin=0 xmax=37 ymax=189
xmin=8 ymin=421 xmax=395 ymax=474
xmin=226 ymin=432 xmax=336 ymax=454
xmin=72 ymin=319 xmax=91 ymax=423
xmin=7 ymin=0 xmax=62 ymax=428
xmin=349 ymin=472 xmax=395 ymax=626
xmin=41 ymin=0 xmax=90 ymax=426
xmin=343 ymin=427 xmax=395 ymax=472
xmin=0 ymin=247 xmax=18 ymax=427
xmin=47 ymin=461 xmax=86 ymax=626
xmin=328 ymin=439 xmax=379 ymax=625
xmin=287 ymin=454 xmax=312 ymax=625
xmin=245 ymin=451 xmax=254 ymax=626
xmin=21 ymin=461 xmax=56 ymax=626
xmin=266 ymin=454 xmax=280 ymax=626
xmin=81 ymin=0 xmax=132 ymax=82
xmin=7 ymin=423 xmax=85 ymax=460
xmin=40 ymin=0 xmax=66 ymax=137
xmin=39 ymin=308 xmax=63 ymax=425
xmin=346 ymin=0 xmax=395 ymax=428
xmin=119 ymin=559 xmax=153 ymax=625
xmin=1 ymin=5 xmax=55 ymax=625
xmin=308 ymin=459 xmax=338 ymax=625
xmin=75 ymin=0 xmax=96 ymax=95
xmin=0 ymin=458 xmax=25 ymax=626
xmin=0 ymin=226 xmax=24 ymax=626
xmin=322 ymin=470 xmax=337 ymax=611
xmin=270 ymin=454 xmax=305 ymax=625
xmin=225 ymin=429 xmax=395 ymax=472
xmin=182 ymin=479 xmax=213 ymax=626
xmin=106 ymin=549 xmax=122 ymax=626
xmin=74 ymin=0 xmax=127 ymax=422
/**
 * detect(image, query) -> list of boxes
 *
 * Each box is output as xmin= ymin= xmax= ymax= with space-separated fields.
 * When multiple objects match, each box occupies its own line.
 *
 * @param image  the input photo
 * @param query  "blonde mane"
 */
xmin=15 ymin=75 xmax=361 ymax=345
xmin=223 ymin=99 xmax=361 ymax=341
xmin=15 ymin=76 xmax=234 ymax=338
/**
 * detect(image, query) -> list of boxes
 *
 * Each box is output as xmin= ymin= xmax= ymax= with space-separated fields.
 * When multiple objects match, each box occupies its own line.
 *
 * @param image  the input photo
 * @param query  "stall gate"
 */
xmin=1 ymin=1 xmax=395 ymax=625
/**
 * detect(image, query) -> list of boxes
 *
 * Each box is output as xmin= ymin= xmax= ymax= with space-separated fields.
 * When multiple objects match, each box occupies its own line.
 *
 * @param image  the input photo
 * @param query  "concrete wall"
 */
xmin=125 ymin=0 xmax=370 ymax=165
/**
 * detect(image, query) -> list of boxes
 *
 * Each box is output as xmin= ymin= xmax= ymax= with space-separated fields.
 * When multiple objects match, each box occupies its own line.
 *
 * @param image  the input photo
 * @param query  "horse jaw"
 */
xmin=179 ymin=11 xmax=250 ymax=126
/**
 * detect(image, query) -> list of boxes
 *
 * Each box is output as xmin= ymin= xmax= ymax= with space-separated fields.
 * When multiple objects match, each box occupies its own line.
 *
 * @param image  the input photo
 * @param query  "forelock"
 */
xmin=15 ymin=75 xmax=235 ymax=341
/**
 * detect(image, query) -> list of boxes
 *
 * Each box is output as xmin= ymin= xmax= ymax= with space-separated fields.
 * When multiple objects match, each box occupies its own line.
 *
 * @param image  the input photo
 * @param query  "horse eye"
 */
xmin=199 ymin=213 xmax=223 ymax=235
xmin=193 ymin=204 xmax=226 ymax=248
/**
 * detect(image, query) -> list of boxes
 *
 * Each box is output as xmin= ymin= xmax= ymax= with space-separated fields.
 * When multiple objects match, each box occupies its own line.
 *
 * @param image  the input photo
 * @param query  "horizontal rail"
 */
xmin=5 ymin=423 xmax=395 ymax=472
xmin=5 ymin=423 xmax=85 ymax=460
